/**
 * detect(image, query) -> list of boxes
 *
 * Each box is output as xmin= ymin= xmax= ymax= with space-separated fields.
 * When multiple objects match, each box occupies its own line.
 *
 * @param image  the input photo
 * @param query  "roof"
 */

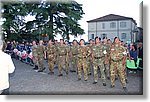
xmin=87 ymin=14 xmax=137 ymax=25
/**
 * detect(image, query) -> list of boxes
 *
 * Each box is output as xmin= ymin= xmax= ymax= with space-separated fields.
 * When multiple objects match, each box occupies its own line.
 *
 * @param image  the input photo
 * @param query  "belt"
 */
xmin=48 ymin=53 xmax=54 ymax=54
xmin=73 ymin=54 xmax=78 ymax=55
xmin=111 ymin=59 xmax=123 ymax=62
xmin=94 ymin=56 xmax=104 ymax=59
xmin=78 ymin=56 xmax=86 ymax=59
xmin=59 ymin=54 xmax=66 ymax=56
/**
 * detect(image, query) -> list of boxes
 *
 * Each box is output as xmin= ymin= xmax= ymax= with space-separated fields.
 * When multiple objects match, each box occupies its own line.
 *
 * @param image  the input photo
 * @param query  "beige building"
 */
xmin=87 ymin=14 xmax=138 ymax=43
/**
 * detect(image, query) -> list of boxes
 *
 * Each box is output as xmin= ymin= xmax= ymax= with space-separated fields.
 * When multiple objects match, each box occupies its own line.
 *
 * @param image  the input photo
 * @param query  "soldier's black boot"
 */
xmin=93 ymin=81 xmax=97 ymax=84
xmin=38 ymin=70 xmax=43 ymax=72
xmin=123 ymin=87 xmax=128 ymax=94
xmin=33 ymin=65 xmax=38 ymax=70
xmin=111 ymin=85 xmax=115 ymax=88
xmin=78 ymin=78 xmax=81 ymax=81
xmin=48 ymin=72 xmax=54 ymax=75
xmin=103 ymin=82 xmax=106 ymax=86
xmin=58 ymin=74 xmax=63 ymax=77
xmin=88 ymin=73 xmax=92 ymax=76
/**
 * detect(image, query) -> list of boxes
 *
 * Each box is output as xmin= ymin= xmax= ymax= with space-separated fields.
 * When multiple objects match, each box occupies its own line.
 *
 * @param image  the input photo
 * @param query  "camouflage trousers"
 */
xmin=77 ymin=58 xmax=88 ymax=80
xmin=71 ymin=55 xmax=77 ymax=71
xmin=32 ymin=56 xmax=38 ymax=66
xmin=37 ymin=56 xmax=44 ymax=71
xmin=58 ymin=56 xmax=67 ymax=75
xmin=123 ymin=63 xmax=127 ymax=80
xmin=104 ymin=64 xmax=110 ymax=78
xmin=110 ymin=60 xmax=126 ymax=87
xmin=48 ymin=55 xmax=55 ymax=73
xmin=65 ymin=55 xmax=69 ymax=73
xmin=93 ymin=59 xmax=106 ymax=83
xmin=87 ymin=57 xmax=92 ymax=74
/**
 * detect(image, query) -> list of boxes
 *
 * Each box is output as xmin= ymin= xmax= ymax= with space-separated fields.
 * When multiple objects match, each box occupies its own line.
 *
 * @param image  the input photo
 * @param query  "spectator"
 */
xmin=129 ymin=44 xmax=138 ymax=66
xmin=6 ymin=41 xmax=12 ymax=55
xmin=138 ymin=42 xmax=143 ymax=68
xmin=0 ymin=40 xmax=15 ymax=95
xmin=129 ymin=44 xmax=138 ymax=74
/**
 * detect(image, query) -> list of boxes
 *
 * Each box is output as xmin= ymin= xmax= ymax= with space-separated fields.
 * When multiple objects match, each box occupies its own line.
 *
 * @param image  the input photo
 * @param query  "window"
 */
xmin=101 ymin=34 xmax=107 ymax=39
xmin=120 ymin=22 xmax=126 ymax=28
xmin=121 ymin=33 xmax=126 ymax=39
xmin=102 ymin=23 xmax=105 ymax=29
xmin=91 ymin=34 xmax=94 ymax=39
xmin=110 ymin=22 xmax=116 ymax=28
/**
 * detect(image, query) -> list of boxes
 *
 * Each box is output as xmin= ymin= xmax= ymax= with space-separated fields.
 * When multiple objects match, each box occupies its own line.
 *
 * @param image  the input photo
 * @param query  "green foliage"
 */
xmin=1 ymin=0 xmax=85 ymax=41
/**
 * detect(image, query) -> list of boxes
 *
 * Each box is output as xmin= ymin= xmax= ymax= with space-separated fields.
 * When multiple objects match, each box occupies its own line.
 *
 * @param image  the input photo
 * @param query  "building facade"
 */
xmin=87 ymin=14 xmax=138 ymax=43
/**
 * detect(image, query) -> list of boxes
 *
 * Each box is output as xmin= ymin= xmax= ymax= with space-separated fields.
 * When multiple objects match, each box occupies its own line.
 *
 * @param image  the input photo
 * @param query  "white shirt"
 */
xmin=0 ymin=51 xmax=15 ymax=91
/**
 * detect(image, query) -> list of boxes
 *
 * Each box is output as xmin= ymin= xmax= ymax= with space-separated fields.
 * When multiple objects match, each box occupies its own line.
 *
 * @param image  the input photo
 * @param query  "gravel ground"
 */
xmin=9 ymin=59 xmax=143 ymax=95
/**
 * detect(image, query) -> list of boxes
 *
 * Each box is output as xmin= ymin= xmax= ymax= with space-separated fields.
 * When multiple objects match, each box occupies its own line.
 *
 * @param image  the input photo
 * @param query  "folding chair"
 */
xmin=126 ymin=60 xmax=138 ymax=69
xmin=126 ymin=59 xmax=138 ymax=74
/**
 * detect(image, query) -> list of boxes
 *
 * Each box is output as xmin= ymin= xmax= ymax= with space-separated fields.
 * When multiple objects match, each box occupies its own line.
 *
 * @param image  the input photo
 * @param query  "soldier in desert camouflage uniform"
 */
xmin=103 ymin=38 xmax=111 ymax=80
xmin=57 ymin=39 xmax=67 ymax=76
xmin=37 ymin=40 xmax=46 ymax=72
xmin=65 ymin=40 xmax=70 ymax=74
xmin=70 ymin=40 xmax=78 ymax=72
xmin=110 ymin=37 xmax=127 ymax=91
xmin=54 ymin=40 xmax=59 ymax=67
xmin=121 ymin=41 xmax=129 ymax=83
xmin=86 ymin=39 xmax=93 ymax=75
xmin=92 ymin=37 xmax=107 ymax=86
xmin=77 ymin=39 xmax=91 ymax=81
xmin=32 ymin=41 xmax=38 ymax=70
xmin=47 ymin=40 xmax=56 ymax=74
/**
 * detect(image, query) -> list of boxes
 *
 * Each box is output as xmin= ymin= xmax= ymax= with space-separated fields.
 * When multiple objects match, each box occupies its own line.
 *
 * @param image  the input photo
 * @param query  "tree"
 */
xmin=1 ymin=0 xmax=85 ymax=41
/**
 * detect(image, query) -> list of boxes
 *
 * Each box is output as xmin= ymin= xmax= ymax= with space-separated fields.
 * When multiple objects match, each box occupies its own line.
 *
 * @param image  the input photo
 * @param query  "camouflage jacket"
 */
xmin=70 ymin=45 xmax=79 ymax=55
xmin=92 ymin=44 xmax=106 ymax=59
xmin=86 ymin=44 xmax=93 ymax=57
xmin=110 ymin=44 xmax=126 ymax=61
xmin=57 ymin=44 xmax=67 ymax=56
xmin=77 ymin=45 xmax=91 ymax=59
xmin=103 ymin=43 xmax=111 ymax=63
xmin=47 ymin=44 xmax=56 ymax=55
xmin=32 ymin=45 xmax=38 ymax=57
xmin=37 ymin=45 xmax=45 ymax=57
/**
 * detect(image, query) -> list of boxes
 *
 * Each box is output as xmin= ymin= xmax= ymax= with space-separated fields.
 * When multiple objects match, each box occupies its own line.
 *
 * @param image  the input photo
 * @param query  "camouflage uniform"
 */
xmin=54 ymin=43 xmax=59 ymax=66
xmin=57 ymin=44 xmax=67 ymax=75
xmin=32 ymin=45 xmax=38 ymax=67
xmin=103 ymin=43 xmax=111 ymax=79
xmin=77 ymin=45 xmax=91 ymax=81
xmin=86 ymin=44 xmax=93 ymax=75
xmin=123 ymin=46 xmax=129 ymax=82
xmin=47 ymin=44 xmax=56 ymax=74
xmin=37 ymin=45 xmax=45 ymax=72
xmin=110 ymin=44 xmax=127 ymax=88
xmin=65 ymin=44 xmax=70 ymax=74
xmin=92 ymin=44 xmax=106 ymax=85
xmin=70 ymin=45 xmax=78 ymax=72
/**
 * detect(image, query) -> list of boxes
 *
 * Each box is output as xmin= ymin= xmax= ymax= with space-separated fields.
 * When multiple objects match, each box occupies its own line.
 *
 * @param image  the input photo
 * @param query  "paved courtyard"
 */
xmin=9 ymin=59 xmax=143 ymax=95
